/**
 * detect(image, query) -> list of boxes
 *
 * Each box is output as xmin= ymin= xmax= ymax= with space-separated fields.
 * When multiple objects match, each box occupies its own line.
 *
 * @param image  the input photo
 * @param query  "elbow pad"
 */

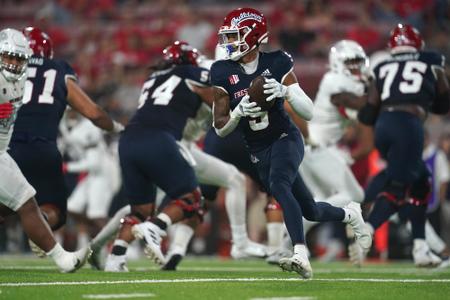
xmin=286 ymin=84 xmax=314 ymax=121
xmin=358 ymin=103 xmax=379 ymax=126
xmin=431 ymin=91 xmax=450 ymax=115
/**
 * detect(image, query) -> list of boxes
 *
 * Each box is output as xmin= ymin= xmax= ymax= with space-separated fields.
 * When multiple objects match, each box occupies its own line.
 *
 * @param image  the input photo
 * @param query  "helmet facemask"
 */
xmin=218 ymin=26 xmax=253 ymax=61
xmin=0 ymin=51 xmax=29 ymax=82
xmin=329 ymin=40 xmax=368 ymax=81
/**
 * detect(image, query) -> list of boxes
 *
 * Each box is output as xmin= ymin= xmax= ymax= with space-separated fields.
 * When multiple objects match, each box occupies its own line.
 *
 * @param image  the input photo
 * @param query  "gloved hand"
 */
xmin=263 ymin=78 xmax=287 ymax=102
xmin=0 ymin=102 xmax=13 ymax=119
xmin=231 ymin=95 xmax=265 ymax=118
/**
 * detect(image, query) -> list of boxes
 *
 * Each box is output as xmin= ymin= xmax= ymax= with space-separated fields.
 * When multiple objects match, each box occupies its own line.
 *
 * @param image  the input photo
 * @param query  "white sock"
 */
xmin=91 ymin=206 xmax=131 ymax=251
xmin=425 ymin=221 xmax=446 ymax=254
xmin=47 ymin=243 xmax=73 ymax=267
xmin=77 ymin=231 xmax=89 ymax=249
xmin=267 ymin=222 xmax=284 ymax=249
xmin=111 ymin=239 xmax=129 ymax=256
xmin=224 ymin=173 xmax=248 ymax=245
xmin=230 ymin=224 xmax=247 ymax=246
xmin=157 ymin=213 xmax=172 ymax=228
xmin=294 ymin=244 xmax=309 ymax=261
xmin=167 ymin=223 xmax=194 ymax=256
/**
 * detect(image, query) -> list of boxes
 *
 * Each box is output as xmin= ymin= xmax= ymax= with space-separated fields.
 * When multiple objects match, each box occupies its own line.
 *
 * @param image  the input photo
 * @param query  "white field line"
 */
xmin=1 ymin=277 xmax=450 ymax=287
xmin=0 ymin=265 xmax=447 ymax=275
xmin=82 ymin=293 xmax=155 ymax=299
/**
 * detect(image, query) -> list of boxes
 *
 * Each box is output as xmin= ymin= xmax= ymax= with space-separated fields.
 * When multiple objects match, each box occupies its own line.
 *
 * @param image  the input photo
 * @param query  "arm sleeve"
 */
xmin=285 ymin=83 xmax=314 ymax=121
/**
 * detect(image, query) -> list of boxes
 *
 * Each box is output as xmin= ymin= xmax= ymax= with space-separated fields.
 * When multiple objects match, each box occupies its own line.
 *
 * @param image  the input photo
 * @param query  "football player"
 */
xmin=267 ymin=40 xmax=374 ymax=264
xmin=211 ymin=8 xmax=371 ymax=278
xmin=104 ymin=41 xmax=211 ymax=270
xmin=98 ymin=50 xmax=266 ymax=272
xmin=355 ymin=24 xmax=450 ymax=267
xmin=7 ymin=27 xmax=123 ymax=257
xmin=0 ymin=28 xmax=89 ymax=272
xmin=61 ymin=111 xmax=119 ymax=249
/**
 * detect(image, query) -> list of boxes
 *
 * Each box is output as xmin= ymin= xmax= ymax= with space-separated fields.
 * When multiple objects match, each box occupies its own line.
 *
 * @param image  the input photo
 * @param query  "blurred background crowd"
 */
xmin=1 ymin=0 xmax=450 ymax=262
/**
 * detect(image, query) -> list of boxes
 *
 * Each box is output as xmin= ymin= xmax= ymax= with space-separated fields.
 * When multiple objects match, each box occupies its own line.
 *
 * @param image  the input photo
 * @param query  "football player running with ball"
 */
xmin=212 ymin=8 xmax=371 ymax=279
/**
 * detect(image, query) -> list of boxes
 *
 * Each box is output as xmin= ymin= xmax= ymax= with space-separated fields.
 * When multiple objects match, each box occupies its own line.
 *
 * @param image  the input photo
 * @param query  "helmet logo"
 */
xmin=231 ymin=12 xmax=262 ymax=27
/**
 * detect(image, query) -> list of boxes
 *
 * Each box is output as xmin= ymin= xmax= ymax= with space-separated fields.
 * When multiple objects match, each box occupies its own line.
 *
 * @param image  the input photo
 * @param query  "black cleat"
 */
xmin=161 ymin=254 xmax=183 ymax=271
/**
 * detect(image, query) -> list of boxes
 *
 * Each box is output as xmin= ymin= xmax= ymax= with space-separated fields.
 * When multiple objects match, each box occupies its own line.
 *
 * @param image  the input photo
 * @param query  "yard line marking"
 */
xmin=0 ymin=265 xmax=447 ymax=275
xmin=82 ymin=293 xmax=155 ymax=299
xmin=1 ymin=277 xmax=450 ymax=287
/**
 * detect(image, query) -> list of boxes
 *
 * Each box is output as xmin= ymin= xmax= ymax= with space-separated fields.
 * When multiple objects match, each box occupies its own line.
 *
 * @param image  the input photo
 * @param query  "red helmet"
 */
xmin=163 ymin=41 xmax=199 ymax=66
xmin=388 ymin=24 xmax=424 ymax=52
xmin=22 ymin=26 xmax=53 ymax=59
xmin=218 ymin=7 xmax=268 ymax=61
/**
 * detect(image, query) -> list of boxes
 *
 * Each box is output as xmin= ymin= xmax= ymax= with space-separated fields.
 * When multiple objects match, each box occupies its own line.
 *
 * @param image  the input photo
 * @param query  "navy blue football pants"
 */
xmin=251 ymin=130 xmax=345 ymax=244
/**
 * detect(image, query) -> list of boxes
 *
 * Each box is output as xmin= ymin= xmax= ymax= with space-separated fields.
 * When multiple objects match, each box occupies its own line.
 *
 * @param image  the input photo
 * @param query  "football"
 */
xmin=247 ymin=75 xmax=274 ymax=111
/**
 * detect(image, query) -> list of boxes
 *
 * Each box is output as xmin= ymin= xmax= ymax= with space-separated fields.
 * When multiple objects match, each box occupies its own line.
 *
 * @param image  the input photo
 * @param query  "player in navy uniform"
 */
xmin=212 ymin=8 xmax=371 ymax=278
xmin=104 ymin=41 xmax=211 ymax=271
xmin=7 ymin=27 xmax=123 ymax=255
xmin=355 ymin=24 xmax=450 ymax=267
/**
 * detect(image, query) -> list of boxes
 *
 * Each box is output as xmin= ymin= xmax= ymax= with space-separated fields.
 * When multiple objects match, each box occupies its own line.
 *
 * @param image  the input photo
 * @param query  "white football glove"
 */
xmin=231 ymin=95 xmax=265 ymax=118
xmin=263 ymin=78 xmax=287 ymax=102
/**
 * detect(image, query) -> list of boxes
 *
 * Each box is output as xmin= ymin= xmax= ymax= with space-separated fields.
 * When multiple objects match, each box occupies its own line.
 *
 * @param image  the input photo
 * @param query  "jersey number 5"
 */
xmin=138 ymin=75 xmax=182 ymax=109
xmin=379 ymin=61 xmax=427 ymax=100
xmin=22 ymin=67 xmax=57 ymax=104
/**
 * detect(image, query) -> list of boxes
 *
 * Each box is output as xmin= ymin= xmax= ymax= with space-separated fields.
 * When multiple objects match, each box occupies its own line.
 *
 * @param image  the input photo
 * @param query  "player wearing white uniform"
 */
xmin=266 ymin=40 xmax=372 ymax=263
xmin=63 ymin=116 xmax=117 ymax=221
xmin=0 ymin=28 xmax=90 ymax=272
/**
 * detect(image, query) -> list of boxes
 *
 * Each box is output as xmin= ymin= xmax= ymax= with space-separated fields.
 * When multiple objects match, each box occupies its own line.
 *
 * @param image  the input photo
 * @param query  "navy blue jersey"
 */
xmin=210 ymin=50 xmax=297 ymax=152
xmin=13 ymin=55 xmax=76 ymax=141
xmin=127 ymin=65 xmax=209 ymax=140
xmin=373 ymin=50 xmax=445 ymax=110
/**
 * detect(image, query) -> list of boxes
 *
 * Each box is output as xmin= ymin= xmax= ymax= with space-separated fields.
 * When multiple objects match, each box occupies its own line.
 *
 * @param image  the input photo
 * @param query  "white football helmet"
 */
xmin=0 ymin=28 xmax=32 ymax=81
xmin=329 ymin=40 xmax=369 ymax=80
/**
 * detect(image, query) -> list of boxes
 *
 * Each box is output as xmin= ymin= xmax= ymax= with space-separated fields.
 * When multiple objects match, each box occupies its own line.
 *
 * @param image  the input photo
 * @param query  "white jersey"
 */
xmin=182 ymin=103 xmax=212 ymax=144
xmin=308 ymin=71 xmax=365 ymax=146
xmin=0 ymin=74 xmax=26 ymax=153
xmin=60 ymin=118 xmax=108 ymax=175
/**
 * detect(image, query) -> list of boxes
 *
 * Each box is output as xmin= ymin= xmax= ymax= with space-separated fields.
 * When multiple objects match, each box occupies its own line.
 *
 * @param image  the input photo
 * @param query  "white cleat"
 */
xmin=266 ymin=248 xmax=293 ymax=265
xmin=439 ymin=257 xmax=450 ymax=269
xmin=57 ymin=246 xmax=92 ymax=273
xmin=231 ymin=239 xmax=268 ymax=259
xmin=132 ymin=221 xmax=166 ymax=266
xmin=28 ymin=239 xmax=47 ymax=258
xmin=104 ymin=254 xmax=129 ymax=272
xmin=413 ymin=239 xmax=442 ymax=268
xmin=279 ymin=254 xmax=313 ymax=279
xmin=345 ymin=203 xmax=372 ymax=252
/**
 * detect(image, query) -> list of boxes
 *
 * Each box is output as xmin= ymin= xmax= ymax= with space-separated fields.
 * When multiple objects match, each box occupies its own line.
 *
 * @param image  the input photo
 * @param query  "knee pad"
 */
xmin=264 ymin=199 xmax=282 ymax=213
xmin=378 ymin=180 xmax=409 ymax=206
xmin=409 ymin=177 xmax=431 ymax=206
xmin=172 ymin=188 xmax=205 ymax=219
xmin=120 ymin=212 xmax=147 ymax=226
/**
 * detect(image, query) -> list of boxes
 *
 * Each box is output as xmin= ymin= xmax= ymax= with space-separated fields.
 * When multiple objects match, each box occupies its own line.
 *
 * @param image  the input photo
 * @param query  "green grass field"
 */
xmin=0 ymin=256 xmax=449 ymax=300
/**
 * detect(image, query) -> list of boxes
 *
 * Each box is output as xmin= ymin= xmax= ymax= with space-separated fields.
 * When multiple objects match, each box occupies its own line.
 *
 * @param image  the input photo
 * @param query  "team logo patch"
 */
xmin=229 ymin=74 xmax=240 ymax=85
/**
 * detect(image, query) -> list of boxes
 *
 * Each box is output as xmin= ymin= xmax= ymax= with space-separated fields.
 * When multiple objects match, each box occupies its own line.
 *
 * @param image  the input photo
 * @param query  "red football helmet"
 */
xmin=218 ymin=7 xmax=268 ymax=61
xmin=163 ymin=41 xmax=199 ymax=66
xmin=22 ymin=27 xmax=53 ymax=59
xmin=388 ymin=24 xmax=424 ymax=52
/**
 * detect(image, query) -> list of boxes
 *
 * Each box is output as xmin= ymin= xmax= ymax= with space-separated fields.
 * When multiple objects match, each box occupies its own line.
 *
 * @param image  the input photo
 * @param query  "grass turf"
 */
xmin=0 ymin=256 xmax=449 ymax=300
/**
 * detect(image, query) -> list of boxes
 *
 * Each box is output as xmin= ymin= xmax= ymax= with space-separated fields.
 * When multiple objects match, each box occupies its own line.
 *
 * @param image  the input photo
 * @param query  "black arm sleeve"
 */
xmin=431 ymin=91 xmax=450 ymax=115
xmin=358 ymin=103 xmax=379 ymax=126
